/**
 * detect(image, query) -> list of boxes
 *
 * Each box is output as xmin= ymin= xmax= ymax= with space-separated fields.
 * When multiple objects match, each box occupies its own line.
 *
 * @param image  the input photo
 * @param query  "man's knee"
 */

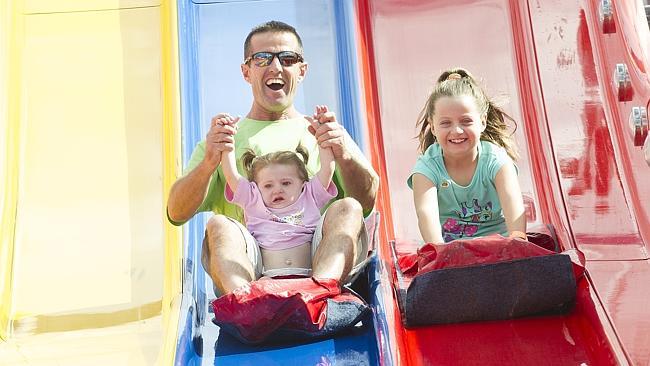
xmin=205 ymin=215 xmax=239 ymax=242
xmin=202 ymin=216 xmax=232 ymax=273
xmin=327 ymin=197 xmax=363 ymax=220
xmin=322 ymin=198 xmax=365 ymax=247
xmin=203 ymin=214 xmax=248 ymax=261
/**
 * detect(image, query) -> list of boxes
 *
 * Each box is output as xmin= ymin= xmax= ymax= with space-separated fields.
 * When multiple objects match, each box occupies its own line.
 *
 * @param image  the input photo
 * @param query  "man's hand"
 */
xmin=306 ymin=105 xmax=379 ymax=214
xmin=204 ymin=113 xmax=239 ymax=169
xmin=307 ymin=105 xmax=351 ymax=161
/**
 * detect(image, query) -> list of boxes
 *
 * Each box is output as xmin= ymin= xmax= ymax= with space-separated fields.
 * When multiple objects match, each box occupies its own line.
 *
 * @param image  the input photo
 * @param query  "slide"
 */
xmin=175 ymin=0 xmax=650 ymax=365
xmin=357 ymin=0 xmax=650 ymax=365
xmin=1 ymin=1 xmax=181 ymax=365
xmin=173 ymin=1 xmax=385 ymax=365
xmin=3 ymin=0 xmax=649 ymax=365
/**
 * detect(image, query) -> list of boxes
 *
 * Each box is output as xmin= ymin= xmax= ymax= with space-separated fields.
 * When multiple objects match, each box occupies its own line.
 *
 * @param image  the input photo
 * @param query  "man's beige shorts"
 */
xmin=207 ymin=207 xmax=372 ymax=296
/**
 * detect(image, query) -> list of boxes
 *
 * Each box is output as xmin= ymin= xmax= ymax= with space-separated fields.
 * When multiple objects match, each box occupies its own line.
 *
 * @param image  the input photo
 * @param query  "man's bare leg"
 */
xmin=201 ymin=215 xmax=255 ymax=294
xmin=312 ymin=198 xmax=364 ymax=282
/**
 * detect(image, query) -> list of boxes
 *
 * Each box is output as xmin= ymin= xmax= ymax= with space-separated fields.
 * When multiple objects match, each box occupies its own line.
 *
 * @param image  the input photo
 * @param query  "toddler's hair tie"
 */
xmin=447 ymin=73 xmax=462 ymax=80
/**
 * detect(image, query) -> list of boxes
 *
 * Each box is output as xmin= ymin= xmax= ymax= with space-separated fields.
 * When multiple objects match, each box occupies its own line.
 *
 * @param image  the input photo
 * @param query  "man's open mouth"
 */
xmin=266 ymin=78 xmax=285 ymax=91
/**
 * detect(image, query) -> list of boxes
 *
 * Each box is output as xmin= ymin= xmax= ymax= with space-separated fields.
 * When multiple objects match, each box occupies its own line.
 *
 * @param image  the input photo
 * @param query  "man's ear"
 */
xmin=298 ymin=62 xmax=308 ymax=82
xmin=241 ymin=63 xmax=251 ymax=84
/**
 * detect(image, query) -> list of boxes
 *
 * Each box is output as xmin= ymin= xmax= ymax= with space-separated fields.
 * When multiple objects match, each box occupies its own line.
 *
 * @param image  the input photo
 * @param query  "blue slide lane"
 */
xmin=174 ymin=1 xmax=385 ymax=365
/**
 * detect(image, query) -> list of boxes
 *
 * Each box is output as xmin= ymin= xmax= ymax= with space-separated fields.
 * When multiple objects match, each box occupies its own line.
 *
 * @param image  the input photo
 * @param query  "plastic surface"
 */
xmin=3 ymin=0 xmax=650 ymax=364
xmin=173 ymin=0 xmax=380 ymax=364
xmin=0 ymin=1 xmax=181 ymax=364
xmin=358 ymin=0 xmax=650 ymax=364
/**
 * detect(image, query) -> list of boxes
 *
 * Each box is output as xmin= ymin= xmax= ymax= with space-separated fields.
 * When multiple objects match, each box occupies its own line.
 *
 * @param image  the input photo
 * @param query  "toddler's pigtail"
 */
xmin=295 ymin=143 xmax=310 ymax=164
xmin=241 ymin=149 xmax=258 ymax=181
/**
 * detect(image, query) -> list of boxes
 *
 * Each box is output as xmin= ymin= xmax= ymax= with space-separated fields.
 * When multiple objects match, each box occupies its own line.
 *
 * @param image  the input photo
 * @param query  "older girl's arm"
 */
xmin=412 ymin=173 xmax=445 ymax=244
xmin=495 ymin=163 xmax=527 ymax=238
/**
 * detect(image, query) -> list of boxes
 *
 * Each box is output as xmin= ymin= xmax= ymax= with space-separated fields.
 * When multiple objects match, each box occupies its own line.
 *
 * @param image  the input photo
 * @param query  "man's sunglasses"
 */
xmin=244 ymin=51 xmax=304 ymax=67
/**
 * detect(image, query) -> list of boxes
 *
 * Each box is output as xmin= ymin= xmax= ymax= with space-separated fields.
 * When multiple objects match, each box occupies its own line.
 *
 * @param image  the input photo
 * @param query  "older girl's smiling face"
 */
xmin=430 ymin=95 xmax=486 ymax=159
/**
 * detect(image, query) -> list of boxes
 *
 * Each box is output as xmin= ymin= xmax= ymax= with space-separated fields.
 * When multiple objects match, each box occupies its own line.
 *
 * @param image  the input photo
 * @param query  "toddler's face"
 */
xmin=430 ymin=95 xmax=486 ymax=159
xmin=255 ymin=163 xmax=305 ymax=209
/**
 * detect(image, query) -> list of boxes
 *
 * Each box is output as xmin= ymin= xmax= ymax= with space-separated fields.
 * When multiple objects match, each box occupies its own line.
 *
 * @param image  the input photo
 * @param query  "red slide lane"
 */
xmin=357 ymin=0 xmax=650 ymax=364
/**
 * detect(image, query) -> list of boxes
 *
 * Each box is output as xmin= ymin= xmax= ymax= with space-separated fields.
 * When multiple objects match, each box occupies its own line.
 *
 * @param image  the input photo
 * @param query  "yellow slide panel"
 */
xmin=23 ymin=0 xmax=161 ymax=14
xmin=0 ymin=1 xmax=181 ymax=365
xmin=1 ymin=0 xmax=20 ymax=339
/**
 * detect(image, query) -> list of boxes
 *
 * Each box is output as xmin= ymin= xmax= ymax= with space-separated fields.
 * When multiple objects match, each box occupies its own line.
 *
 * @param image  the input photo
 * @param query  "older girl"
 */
xmin=409 ymin=67 xmax=526 ymax=244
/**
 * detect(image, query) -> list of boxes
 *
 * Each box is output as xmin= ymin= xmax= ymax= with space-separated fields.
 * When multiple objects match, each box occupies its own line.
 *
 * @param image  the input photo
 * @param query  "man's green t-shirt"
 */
xmin=173 ymin=117 xmax=348 ymax=225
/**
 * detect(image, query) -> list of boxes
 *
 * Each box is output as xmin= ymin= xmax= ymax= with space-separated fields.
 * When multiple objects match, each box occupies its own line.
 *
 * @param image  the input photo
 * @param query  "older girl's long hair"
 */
xmin=415 ymin=67 xmax=518 ymax=160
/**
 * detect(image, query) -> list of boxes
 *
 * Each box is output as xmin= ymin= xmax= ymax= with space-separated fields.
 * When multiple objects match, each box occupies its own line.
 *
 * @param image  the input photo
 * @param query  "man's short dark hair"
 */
xmin=243 ymin=21 xmax=303 ymax=60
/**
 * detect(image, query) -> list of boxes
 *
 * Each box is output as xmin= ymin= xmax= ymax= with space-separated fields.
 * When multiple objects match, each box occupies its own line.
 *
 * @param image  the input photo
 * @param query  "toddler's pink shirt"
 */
xmin=225 ymin=177 xmax=337 ymax=250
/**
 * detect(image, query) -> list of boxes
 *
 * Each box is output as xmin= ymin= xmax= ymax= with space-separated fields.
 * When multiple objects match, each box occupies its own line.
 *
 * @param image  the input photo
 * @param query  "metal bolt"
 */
xmin=630 ymin=107 xmax=649 ymax=146
xmin=614 ymin=63 xmax=633 ymax=102
xmin=599 ymin=0 xmax=615 ymax=33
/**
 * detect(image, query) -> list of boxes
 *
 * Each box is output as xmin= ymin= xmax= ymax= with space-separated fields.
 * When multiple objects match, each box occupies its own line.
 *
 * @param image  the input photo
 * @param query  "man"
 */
xmin=167 ymin=21 xmax=379 ymax=295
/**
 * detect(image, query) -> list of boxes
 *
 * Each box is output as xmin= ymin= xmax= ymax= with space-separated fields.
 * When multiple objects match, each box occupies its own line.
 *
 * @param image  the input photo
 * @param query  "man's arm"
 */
xmin=167 ymin=160 xmax=218 ymax=224
xmin=167 ymin=114 xmax=237 ymax=224
xmin=334 ymin=139 xmax=379 ymax=213
xmin=308 ymin=109 xmax=378 ymax=213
